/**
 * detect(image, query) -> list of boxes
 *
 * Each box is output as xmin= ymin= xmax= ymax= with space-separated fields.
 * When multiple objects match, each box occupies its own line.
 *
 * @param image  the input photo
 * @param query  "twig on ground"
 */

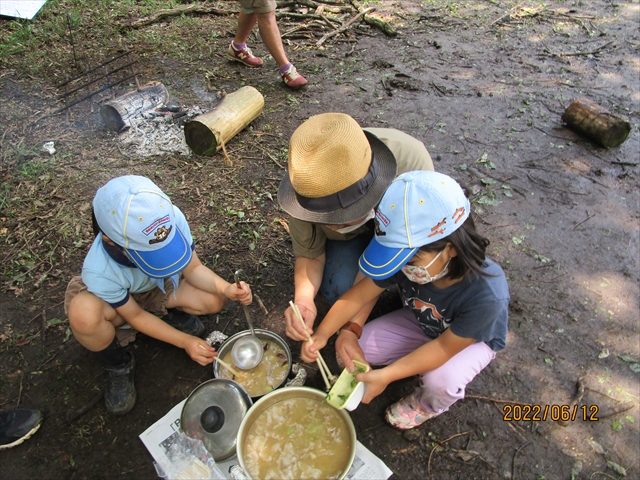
xmin=129 ymin=5 xmax=235 ymax=29
xmin=466 ymin=394 xmax=532 ymax=406
xmin=598 ymin=401 xmax=636 ymax=419
xmin=571 ymin=212 xmax=596 ymax=230
xmin=317 ymin=7 xmax=374 ymax=46
xmin=254 ymin=295 xmax=269 ymax=315
xmin=67 ymin=391 xmax=104 ymax=423
xmin=511 ymin=440 xmax=532 ymax=480
xmin=15 ymin=371 xmax=24 ymax=409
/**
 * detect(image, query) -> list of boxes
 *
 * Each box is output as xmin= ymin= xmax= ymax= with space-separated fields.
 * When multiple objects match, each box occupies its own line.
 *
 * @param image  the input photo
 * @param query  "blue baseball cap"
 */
xmin=358 ymin=171 xmax=470 ymax=279
xmin=93 ymin=175 xmax=192 ymax=278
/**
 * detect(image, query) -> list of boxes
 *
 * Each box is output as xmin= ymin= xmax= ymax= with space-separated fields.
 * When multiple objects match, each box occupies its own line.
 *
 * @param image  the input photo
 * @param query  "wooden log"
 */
xmin=100 ymin=81 xmax=169 ymax=132
xmin=184 ymin=86 xmax=264 ymax=156
xmin=562 ymin=97 xmax=631 ymax=148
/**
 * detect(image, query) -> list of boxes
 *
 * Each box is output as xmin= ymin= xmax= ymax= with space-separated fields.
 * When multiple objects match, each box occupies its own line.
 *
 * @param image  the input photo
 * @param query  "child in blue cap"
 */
xmin=301 ymin=170 xmax=509 ymax=429
xmin=64 ymin=176 xmax=252 ymax=415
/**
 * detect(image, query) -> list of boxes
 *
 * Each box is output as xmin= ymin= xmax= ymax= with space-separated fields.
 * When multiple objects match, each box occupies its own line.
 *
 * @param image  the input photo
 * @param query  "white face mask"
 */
xmin=401 ymin=250 xmax=450 ymax=284
xmin=334 ymin=209 xmax=375 ymax=234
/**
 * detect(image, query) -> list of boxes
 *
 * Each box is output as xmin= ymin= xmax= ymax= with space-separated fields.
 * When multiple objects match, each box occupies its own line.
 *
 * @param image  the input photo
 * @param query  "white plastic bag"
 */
xmin=153 ymin=431 xmax=224 ymax=480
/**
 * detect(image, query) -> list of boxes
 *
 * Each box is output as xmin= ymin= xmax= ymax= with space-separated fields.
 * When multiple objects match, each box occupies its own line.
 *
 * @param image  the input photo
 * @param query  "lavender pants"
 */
xmin=360 ymin=307 xmax=496 ymax=414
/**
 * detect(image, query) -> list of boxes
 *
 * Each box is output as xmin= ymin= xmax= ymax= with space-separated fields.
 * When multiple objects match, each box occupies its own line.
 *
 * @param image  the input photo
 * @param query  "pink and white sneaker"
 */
xmin=281 ymin=64 xmax=308 ymax=89
xmin=385 ymin=392 xmax=440 ymax=430
xmin=227 ymin=43 xmax=263 ymax=67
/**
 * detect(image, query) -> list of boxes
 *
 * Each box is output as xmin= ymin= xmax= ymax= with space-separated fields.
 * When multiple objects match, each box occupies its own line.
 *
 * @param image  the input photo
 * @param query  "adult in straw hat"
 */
xmin=278 ymin=113 xmax=434 ymax=341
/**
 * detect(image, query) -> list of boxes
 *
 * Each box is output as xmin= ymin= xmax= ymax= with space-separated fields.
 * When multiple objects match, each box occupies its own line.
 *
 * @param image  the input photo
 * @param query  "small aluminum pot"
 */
xmin=213 ymin=329 xmax=292 ymax=398
xmin=236 ymin=387 xmax=357 ymax=480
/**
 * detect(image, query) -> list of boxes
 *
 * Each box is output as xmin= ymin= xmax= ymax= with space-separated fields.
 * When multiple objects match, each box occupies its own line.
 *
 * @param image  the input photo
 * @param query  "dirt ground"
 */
xmin=1 ymin=1 xmax=639 ymax=479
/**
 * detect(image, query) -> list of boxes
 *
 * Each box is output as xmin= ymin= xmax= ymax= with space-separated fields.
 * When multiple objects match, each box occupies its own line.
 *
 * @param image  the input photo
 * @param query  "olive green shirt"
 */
xmin=289 ymin=128 xmax=435 ymax=259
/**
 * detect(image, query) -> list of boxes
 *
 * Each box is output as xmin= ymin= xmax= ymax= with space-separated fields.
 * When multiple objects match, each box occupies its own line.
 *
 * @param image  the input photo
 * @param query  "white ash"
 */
xmin=113 ymin=106 xmax=204 ymax=157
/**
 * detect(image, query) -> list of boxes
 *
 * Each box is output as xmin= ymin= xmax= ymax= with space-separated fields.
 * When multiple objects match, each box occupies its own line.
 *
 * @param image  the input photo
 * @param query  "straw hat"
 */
xmin=277 ymin=113 xmax=398 ymax=224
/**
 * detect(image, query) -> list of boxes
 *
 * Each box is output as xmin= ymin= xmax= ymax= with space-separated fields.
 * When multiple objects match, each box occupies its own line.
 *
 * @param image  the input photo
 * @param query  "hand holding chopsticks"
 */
xmin=289 ymin=301 xmax=337 ymax=391
xmin=198 ymin=344 xmax=243 ymax=377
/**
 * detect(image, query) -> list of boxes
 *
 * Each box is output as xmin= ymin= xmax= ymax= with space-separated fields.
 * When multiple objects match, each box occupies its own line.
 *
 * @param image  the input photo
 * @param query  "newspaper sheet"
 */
xmin=0 ymin=1 xmax=48 ymax=20
xmin=140 ymin=399 xmax=393 ymax=480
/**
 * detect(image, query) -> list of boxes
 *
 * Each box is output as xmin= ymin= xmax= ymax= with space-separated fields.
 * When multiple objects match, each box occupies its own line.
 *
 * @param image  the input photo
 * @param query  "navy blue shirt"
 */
xmin=374 ymin=259 xmax=509 ymax=351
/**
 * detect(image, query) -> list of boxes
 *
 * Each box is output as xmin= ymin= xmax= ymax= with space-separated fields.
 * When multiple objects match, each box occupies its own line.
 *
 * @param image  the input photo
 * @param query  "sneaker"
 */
xmin=162 ymin=309 xmax=205 ymax=337
xmin=0 ymin=409 xmax=42 ymax=450
xmin=385 ymin=392 xmax=439 ymax=430
xmin=227 ymin=43 xmax=263 ymax=67
xmin=281 ymin=64 xmax=308 ymax=89
xmin=104 ymin=351 xmax=136 ymax=416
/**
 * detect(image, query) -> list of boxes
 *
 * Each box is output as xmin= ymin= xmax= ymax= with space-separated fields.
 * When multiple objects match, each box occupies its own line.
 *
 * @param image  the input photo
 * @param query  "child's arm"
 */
xmin=300 ymin=277 xmax=384 ymax=362
xmin=181 ymin=251 xmax=252 ymax=304
xmin=116 ymin=297 xmax=215 ymax=366
xmin=356 ymin=329 xmax=477 ymax=403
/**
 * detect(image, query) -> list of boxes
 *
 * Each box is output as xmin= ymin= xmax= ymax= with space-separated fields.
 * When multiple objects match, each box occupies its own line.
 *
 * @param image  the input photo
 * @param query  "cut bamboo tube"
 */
xmin=184 ymin=86 xmax=264 ymax=156
xmin=562 ymin=97 xmax=631 ymax=148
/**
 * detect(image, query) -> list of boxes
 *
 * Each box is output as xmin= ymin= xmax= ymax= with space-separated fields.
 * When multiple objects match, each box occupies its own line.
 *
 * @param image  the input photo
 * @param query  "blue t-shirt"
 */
xmin=81 ymin=206 xmax=193 ymax=308
xmin=374 ymin=259 xmax=509 ymax=351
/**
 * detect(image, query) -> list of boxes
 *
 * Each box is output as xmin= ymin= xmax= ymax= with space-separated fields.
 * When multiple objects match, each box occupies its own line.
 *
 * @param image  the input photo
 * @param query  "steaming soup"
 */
xmin=218 ymin=339 xmax=289 ymax=397
xmin=243 ymin=397 xmax=351 ymax=479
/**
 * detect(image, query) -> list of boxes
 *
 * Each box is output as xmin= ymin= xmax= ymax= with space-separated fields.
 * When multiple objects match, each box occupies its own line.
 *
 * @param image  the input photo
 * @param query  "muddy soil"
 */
xmin=1 ymin=1 xmax=638 ymax=479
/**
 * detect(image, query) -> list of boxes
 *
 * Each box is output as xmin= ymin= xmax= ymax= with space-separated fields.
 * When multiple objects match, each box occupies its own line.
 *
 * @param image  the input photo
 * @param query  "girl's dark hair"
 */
xmin=91 ymin=208 xmax=102 ymax=237
xmin=418 ymin=183 xmax=490 ymax=279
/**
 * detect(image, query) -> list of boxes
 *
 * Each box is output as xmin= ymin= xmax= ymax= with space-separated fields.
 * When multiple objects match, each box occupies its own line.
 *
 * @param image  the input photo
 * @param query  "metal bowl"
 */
xmin=236 ymin=387 xmax=357 ymax=480
xmin=213 ymin=329 xmax=292 ymax=398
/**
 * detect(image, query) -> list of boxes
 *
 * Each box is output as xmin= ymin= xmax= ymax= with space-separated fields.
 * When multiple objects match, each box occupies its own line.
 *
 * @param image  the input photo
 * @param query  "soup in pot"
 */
xmin=243 ymin=397 xmax=351 ymax=479
xmin=218 ymin=339 xmax=289 ymax=397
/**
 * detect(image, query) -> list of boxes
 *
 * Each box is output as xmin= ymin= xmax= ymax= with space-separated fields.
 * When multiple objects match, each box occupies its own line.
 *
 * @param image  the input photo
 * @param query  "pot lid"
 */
xmin=180 ymin=379 xmax=252 ymax=461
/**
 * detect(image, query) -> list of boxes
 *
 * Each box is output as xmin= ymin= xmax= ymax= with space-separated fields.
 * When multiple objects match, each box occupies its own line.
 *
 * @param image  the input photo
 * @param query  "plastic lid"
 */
xmin=180 ymin=379 xmax=253 ymax=461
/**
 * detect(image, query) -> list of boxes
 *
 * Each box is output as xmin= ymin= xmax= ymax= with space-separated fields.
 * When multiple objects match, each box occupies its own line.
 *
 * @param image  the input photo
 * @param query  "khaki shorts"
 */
xmin=64 ymin=276 xmax=177 ymax=346
xmin=239 ymin=0 xmax=276 ymax=14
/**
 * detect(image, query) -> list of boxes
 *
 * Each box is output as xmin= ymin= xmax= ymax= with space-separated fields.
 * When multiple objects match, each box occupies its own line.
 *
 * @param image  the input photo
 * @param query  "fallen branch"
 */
xmin=129 ymin=4 xmax=235 ymax=29
xmin=352 ymin=0 xmax=397 ymax=36
xmin=317 ymin=7 xmax=375 ymax=46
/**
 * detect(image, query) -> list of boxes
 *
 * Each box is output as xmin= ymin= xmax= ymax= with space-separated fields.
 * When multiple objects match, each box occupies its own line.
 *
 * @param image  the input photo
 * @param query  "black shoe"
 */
xmin=0 ymin=409 xmax=42 ymax=450
xmin=162 ymin=309 xmax=205 ymax=337
xmin=104 ymin=351 xmax=136 ymax=415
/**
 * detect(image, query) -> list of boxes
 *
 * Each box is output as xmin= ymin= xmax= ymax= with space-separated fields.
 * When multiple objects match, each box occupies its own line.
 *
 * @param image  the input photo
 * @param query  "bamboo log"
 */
xmin=100 ymin=81 xmax=169 ymax=131
xmin=184 ymin=86 xmax=264 ymax=156
xmin=562 ymin=97 xmax=631 ymax=148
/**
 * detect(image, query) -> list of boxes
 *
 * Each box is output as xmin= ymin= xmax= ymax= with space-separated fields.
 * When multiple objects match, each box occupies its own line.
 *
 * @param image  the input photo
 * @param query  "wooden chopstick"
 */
xmin=215 ymin=357 xmax=243 ymax=377
xmin=198 ymin=344 xmax=243 ymax=377
xmin=289 ymin=301 xmax=334 ymax=390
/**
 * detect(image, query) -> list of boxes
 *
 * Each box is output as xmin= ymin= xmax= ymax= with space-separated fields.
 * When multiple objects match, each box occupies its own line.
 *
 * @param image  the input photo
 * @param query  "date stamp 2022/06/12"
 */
xmin=503 ymin=404 xmax=599 ymax=422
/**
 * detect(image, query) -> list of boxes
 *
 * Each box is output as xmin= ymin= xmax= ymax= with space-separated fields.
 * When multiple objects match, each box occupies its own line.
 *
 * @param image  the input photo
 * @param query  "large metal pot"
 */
xmin=236 ymin=387 xmax=357 ymax=480
xmin=213 ymin=329 xmax=292 ymax=398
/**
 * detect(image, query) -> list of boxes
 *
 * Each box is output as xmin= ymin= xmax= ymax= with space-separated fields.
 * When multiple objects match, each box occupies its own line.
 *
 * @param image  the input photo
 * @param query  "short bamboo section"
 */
xmin=562 ymin=97 xmax=631 ymax=148
xmin=184 ymin=86 xmax=264 ymax=156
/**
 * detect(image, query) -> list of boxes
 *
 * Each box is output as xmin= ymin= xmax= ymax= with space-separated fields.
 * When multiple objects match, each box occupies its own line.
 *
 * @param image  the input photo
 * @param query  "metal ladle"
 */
xmin=230 ymin=271 xmax=263 ymax=370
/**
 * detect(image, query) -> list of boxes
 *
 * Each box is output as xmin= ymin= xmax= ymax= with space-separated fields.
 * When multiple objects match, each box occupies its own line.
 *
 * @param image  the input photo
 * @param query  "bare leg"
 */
xmin=234 ymin=11 xmax=258 ymax=44
xmin=256 ymin=11 xmax=289 ymax=68
xmin=68 ymin=290 xmax=122 ymax=351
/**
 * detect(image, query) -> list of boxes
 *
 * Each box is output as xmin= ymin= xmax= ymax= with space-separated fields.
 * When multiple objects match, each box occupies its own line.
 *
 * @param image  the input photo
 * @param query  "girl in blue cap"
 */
xmin=301 ymin=170 xmax=509 ymax=429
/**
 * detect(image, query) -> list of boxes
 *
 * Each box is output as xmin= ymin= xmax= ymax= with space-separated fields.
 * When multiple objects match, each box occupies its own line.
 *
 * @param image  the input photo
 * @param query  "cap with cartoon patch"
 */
xmin=358 ymin=170 xmax=470 ymax=280
xmin=93 ymin=175 xmax=192 ymax=278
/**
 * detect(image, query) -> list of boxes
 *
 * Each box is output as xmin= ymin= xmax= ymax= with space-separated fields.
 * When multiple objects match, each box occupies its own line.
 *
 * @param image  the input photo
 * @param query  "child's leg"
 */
xmin=417 ymin=342 xmax=495 ymax=414
xmin=166 ymin=277 xmax=227 ymax=314
xmin=67 ymin=289 xmax=122 ymax=352
xmin=359 ymin=307 xmax=496 ymax=414
xmin=359 ymin=307 xmax=428 ymax=364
